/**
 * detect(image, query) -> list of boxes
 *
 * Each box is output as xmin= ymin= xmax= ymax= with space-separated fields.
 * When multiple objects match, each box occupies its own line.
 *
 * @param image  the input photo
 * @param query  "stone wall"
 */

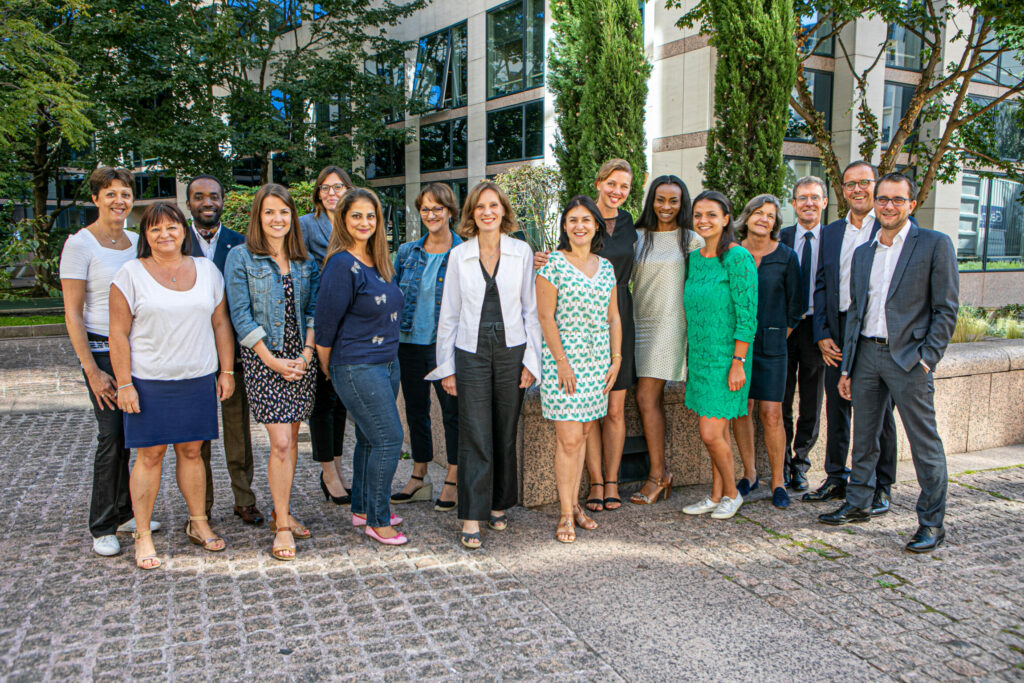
xmin=514 ymin=338 xmax=1024 ymax=507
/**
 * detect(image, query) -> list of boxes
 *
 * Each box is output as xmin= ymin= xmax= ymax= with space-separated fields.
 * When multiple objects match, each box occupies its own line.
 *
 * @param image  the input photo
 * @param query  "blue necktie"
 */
xmin=801 ymin=232 xmax=814 ymax=314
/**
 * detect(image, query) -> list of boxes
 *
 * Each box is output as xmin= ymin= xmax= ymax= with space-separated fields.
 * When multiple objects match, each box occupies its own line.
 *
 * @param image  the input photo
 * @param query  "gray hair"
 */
xmin=734 ymin=194 xmax=784 ymax=241
xmin=792 ymin=176 xmax=828 ymax=200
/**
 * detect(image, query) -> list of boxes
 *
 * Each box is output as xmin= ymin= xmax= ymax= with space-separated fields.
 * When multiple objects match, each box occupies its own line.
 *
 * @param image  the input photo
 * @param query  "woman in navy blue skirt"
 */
xmin=730 ymin=195 xmax=803 ymax=509
xmin=109 ymin=203 xmax=237 ymax=570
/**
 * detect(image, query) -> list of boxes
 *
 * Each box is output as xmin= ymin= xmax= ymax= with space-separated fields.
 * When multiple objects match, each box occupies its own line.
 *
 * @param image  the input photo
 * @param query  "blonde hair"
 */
xmin=595 ymin=158 xmax=633 ymax=183
xmin=456 ymin=181 xmax=519 ymax=239
xmin=324 ymin=187 xmax=395 ymax=281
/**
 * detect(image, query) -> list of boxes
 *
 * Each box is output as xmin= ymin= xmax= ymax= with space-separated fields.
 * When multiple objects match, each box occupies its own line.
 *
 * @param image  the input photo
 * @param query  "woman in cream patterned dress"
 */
xmin=536 ymin=196 xmax=622 ymax=543
xmin=630 ymin=176 xmax=702 ymax=507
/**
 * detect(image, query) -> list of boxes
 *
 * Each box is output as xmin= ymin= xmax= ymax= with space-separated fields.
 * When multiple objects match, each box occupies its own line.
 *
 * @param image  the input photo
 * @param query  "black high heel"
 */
xmin=320 ymin=472 xmax=351 ymax=505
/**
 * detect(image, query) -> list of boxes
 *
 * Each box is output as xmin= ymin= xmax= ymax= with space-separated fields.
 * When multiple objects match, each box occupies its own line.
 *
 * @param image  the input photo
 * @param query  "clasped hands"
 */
xmin=270 ymin=355 xmax=312 ymax=382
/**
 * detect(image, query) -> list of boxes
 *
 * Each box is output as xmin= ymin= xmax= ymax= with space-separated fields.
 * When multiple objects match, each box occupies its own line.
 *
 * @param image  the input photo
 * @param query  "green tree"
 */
xmin=550 ymin=0 xmax=650 ymax=213
xmin=697 ymin=0 xmax=797 ymax=206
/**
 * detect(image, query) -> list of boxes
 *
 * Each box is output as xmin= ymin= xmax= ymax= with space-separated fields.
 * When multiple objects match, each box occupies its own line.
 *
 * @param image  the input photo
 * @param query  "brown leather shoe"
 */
xmin=233 ymin=505 xmax=264 ymax=525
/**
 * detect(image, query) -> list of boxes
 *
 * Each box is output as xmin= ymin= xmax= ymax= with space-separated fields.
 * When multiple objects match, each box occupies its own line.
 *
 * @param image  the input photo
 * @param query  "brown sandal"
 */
xmin=573 ymin=505 xmax=598 ymax=530
xmin=184 ymin=515 xmax=225 ymax=552
xmin=132 ymin=530 xmax=161 ymax=570
xmin=630 ymin=471 xmax=674 ymax=505
xmin=272 ymin=526 xmax=296 ymax=561
xmin=555 ymin=515 xmax=576 ymax=543
xmin=270 ymin=512 xmax=311 ymax=539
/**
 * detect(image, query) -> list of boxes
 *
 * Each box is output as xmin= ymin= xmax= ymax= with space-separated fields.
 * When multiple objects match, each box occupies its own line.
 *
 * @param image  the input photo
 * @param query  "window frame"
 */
xmin=411 ymin=21 xmax=468 ymax=113
xmin=881 ymin=81 xmax=917 ymax=150
xmin=419 ymin=117 xmax=468 ymax=174
xmin=885 ymin=23 xmax=925 ymax=72
xmin=958 ymin=171 xmax=1024 ymax=272
xmin=786 ymin=68 xmax=834 ymax=143
xmin=486 ymin=99 xmax=545 ymax=165
xmin=485 ymin=0 xmax=546 ymax=101
xmin=365 ymin=136 xmax=406 ymax=181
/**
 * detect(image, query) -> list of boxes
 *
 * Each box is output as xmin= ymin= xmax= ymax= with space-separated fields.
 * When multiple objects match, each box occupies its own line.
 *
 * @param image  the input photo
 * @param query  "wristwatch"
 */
xmin=732 ymin=356 xmax=745 ymax=364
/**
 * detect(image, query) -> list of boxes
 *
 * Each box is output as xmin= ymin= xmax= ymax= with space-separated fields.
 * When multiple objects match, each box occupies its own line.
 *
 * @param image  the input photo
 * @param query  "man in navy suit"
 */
xmin=809 ymin=161 xmax=898 ymax=513
xmin=779 ymin=176 xmax=828 ymax=492
xmin=187 ymin=175 xmax=264 ymax=526
xmin=820 ymin=173 xmax=958 ymax=553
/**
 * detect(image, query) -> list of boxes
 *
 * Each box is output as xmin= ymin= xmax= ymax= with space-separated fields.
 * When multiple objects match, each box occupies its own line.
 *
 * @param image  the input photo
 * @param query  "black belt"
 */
xmin=862 ymin=335 xmax=888 ymax=345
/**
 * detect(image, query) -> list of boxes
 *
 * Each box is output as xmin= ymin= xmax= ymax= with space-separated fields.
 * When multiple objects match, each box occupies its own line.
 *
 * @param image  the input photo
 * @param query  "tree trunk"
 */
xmin=30 ymin=122 xmax=59 ymax=295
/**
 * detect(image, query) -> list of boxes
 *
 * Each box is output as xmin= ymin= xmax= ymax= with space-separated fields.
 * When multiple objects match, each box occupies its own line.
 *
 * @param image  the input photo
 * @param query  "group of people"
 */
xmin=60 ymin=155 xmax=958 ymax=569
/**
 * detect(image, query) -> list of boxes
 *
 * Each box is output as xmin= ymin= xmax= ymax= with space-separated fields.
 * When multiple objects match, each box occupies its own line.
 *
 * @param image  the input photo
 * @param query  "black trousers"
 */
xmin=84 ymin=351 xmax=133 ymax=537
xmin=823 ymin=312 xmax=897 ymax=490
xmin=782 ymin=318 xmax=824 ymax=475
xmin=455 ymin=323 xmax=524 ymax=521
xmin=398 ymin=342 xmax=459 ymax=466
xmin=309 ymin=366 xmax=348 ymax=463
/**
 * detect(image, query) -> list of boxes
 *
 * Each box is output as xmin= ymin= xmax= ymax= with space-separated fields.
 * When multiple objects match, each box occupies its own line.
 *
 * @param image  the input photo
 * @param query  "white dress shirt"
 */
xmin=794 ymin=222 xmax=821 ymax=316
xmin=838 ymin=210 xmax=875 ymax=312
xmin=425 ymin=234 xmax=543 ymax=385
xmin=862 ymin=220 xmax=912 ymax=339
xmin=192 ymin=222 xmax=222 ymax=259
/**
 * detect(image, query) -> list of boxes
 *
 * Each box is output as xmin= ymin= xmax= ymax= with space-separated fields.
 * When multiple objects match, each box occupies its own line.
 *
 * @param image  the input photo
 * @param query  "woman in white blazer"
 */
xmin=427 ymin=181 xmax=541 ymax=549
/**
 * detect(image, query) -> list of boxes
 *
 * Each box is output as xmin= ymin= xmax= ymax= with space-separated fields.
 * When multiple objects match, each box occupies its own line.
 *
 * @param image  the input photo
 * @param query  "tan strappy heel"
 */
xmin=184 ymin=515 xmax=225 ymax=552
xmin=133 ymin=530 xmax=161 ymax=570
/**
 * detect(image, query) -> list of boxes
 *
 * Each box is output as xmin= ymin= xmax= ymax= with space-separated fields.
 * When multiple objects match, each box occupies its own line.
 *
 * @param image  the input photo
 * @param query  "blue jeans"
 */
xmin=330 ymin=362 xmax=402 ymax=527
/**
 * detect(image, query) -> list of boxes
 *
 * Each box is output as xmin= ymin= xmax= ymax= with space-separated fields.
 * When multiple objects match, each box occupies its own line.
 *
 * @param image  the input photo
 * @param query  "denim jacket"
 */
xmin=393 ymin=230 xmax=463 ymax=334
xmin=224 ymin=246 xmax=319 ymax=352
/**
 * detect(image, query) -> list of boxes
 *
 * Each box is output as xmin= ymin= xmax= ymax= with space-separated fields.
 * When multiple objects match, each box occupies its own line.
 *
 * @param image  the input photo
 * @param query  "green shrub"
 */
xmin=222 ymin=182 xmax=316 ymax=235
xmin=951 ymin=308 xmax=989 ymax=343
xmin=992 ymin=317 xmax=1024 ymax=339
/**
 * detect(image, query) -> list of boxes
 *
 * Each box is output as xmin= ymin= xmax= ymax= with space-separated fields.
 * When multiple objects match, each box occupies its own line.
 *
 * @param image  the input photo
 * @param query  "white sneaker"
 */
xmin=682 ymin=497 xmax=719 ymax=515
xmin=116 ymin=518 xmax=162 ymax=534
xmin=710 ymin=494 xmax=744 ymax=519
xmin=92 ymin=534 xmax=121 ymax=556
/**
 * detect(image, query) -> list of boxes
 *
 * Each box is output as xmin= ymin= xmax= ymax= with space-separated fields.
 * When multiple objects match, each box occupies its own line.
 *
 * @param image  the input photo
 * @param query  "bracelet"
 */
xmin=732 ymin=355 xmax=745 ymax=364
xmin=555 ymin=353 xmax=567 ymax=362
xmin=297 ymin=355 xmax=309 ymax=369
xmin=220 ymin=370 xmax=235 ymax=376
xmin=611 ymin=353 xmax=622 ymax=359
xmin=304 ymin=344 xmax=315 ymax=352
xmin=117 ymin=382 xmax=133 ymax=390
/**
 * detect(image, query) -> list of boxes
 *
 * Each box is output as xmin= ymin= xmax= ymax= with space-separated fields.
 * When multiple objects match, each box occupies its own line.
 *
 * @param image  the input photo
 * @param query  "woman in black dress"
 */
xmin=730 ymin=194 xmax=803 ymax=509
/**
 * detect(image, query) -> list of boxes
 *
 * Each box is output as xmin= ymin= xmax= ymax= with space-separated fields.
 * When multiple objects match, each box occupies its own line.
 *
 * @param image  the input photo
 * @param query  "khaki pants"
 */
xmin=201 ymin=365 xmax=256 ymax=513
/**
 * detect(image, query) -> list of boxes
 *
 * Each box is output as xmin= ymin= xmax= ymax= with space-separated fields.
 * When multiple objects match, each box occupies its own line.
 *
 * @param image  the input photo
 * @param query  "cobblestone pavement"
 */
xmin=2 ymin=337 xmax=1023 ymax=681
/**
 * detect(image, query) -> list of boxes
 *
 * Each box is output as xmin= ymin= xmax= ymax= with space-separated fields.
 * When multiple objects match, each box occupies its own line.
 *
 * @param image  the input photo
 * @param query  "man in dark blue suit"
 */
xmin=779 ymin=176 xmax=828 ymax=492
xmin=820 ymin=173 xmax=958 ymax=553
xmin=810 ymin=161 xmax=898 ymax=512
xmin=187 ymin=175 xmax=264 ymax=526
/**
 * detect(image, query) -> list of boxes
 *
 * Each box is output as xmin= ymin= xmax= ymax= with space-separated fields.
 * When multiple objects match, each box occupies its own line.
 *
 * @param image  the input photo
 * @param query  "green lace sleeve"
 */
xmin=726 ymin=246 xmax=758 ymax=343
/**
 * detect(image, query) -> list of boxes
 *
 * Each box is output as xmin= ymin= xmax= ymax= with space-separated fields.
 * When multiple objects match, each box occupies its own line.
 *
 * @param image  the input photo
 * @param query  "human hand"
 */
xmin=728 ymin=361 xmax=746 ymax=392
xmin=116 ymin=384 xmax=140 ymax=414
xmin=817 ymin=338 xmax=842 ymax=367
xmin=519 ymin=367 xmax=535 ymax=389
xmin=838 ymin=375 xmax=851 ymax=400
xmin=442 ymin=375 xmax=457 ymax=396
xmin=86 ymin=367 xmax=118 ymax=410
xmin=533 ymin=250 xmax=550 ymax=271
xmin=270 ymin=357 xmax=304 ymax=381
xmin=603 ymin=357 xmax=621 ymax=394
xmin=557 ymin=358 xmax=577 ymax=395
xmin=217 ymin=373 xmax=235 ymax=402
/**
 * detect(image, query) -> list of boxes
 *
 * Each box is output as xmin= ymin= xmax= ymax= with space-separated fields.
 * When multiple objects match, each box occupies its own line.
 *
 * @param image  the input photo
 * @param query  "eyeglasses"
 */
xmin=795 ymin=195 xmax=823 ymax=203
xmin=318 ymin=183 xmax=348 ymax=195
xmin=843 ymin=179 xmax=874 ymax=191
xmin=875 ymin=196 xmax=910 ymax=207
xmin=419 ymin=207 xmax=447 ymax=216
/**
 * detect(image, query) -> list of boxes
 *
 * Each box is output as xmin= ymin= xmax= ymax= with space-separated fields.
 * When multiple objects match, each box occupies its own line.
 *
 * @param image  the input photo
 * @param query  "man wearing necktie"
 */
xmin=187 ymin=175 xmax=264 ymax=526
xmin=819 ymin=173 xmax=957 ymax=553
xmin=779 ymin=177 xmax=827 ymax=493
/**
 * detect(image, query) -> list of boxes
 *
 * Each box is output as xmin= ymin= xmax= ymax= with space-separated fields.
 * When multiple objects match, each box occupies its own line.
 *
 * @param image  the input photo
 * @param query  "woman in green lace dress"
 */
xmin=681 ymin=191 xmax=758 ymax=521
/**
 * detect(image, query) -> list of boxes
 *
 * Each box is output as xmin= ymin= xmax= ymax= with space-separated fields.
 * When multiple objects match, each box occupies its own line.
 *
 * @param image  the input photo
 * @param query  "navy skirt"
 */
xmin=748 ymin=353 xmax=787 ymax=402
xmin=123 ymin=373 xmax=218 ymax=448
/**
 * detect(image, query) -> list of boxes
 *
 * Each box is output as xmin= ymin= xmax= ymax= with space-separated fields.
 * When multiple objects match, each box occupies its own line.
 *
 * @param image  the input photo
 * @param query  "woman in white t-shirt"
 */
xmin=108 ymin=202 xmax=236 ymax=570
xmin=59 ymin=167 xmax=143 ymax=559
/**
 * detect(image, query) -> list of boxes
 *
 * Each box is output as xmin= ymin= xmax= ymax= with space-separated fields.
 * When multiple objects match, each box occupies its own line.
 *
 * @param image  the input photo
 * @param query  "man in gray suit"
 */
xmin=818 ymin=173 xmax=958 ymax=553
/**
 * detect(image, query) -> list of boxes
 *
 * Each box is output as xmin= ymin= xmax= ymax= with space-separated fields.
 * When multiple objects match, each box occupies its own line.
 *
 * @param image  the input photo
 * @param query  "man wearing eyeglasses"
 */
xmin=809 ymin=161 xmax=898 ymax=513
xmin=819 ymin=172 xmax=957 ymax=553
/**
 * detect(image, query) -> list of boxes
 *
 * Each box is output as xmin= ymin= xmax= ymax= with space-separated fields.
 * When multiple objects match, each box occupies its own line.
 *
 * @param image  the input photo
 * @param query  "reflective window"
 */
xmin=967 ymin=96 xmax=1024 ymax=162
xmin=366 ymin=56 xmax=406 ymax=124
xmin=798 ymin=12 xmax=834 ymax=57
xmin=420 ymin=118 xmax=468 ymax=173
xmin=314 ymin=96 xmax=349 ymax=136
xmin=882 ymin=82 xmax=916 ymax=149
xmin=366 ymin=136 xmax=405 ymax=180
xmin=973 ymin=36 xmax=1024 ymax=87
xmin=270 ymin=0 xmax=300 ymax=34
xmin=781 ymin=157 xmax=830 ymax=227
xmin=959 ymin=173 xmax=1024 ymax=270
xmin=486 ymin=100 xmax=544 ymax=164
xmin=487 ymin=0 xmax=545 ymax=98
xmin=886 ymin=24 xmax=923 ymax=70
xmin=412 ymin=23 xmax=468 ymax=112
xmin=375 ymin=185 xmax=407 ymax=252
xmin=786 ymin=70 xmax=833 ymax=142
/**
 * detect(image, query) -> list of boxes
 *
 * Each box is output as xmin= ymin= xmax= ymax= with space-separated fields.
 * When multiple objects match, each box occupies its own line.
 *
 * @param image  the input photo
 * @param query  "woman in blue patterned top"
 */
xmin=536 ymin=196 xmax=622 ymax=543
xmin=315 ymin=188 xmax=408 ymax=546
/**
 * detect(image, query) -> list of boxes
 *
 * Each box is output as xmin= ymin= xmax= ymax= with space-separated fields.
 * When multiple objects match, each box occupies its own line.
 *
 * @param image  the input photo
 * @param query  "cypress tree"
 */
xmin=550 ymin=0 xmax=650 ymax=211
xmin=702 ymin=0 xmax=797 ymax=206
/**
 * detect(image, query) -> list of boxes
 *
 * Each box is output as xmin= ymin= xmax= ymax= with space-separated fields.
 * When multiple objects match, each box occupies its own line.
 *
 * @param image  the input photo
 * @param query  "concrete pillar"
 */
xmin=831 ymin=18 xmax=888 ymax=168
xmin=466 ymin=3 xmax=488 ymax=186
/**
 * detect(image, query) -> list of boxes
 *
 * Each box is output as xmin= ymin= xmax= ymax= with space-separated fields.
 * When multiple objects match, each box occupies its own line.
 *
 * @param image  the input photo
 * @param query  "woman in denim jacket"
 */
xmin=390 ymin=183 xmax=463 ymax=512
xmin=225 ymin=183 xmax=319 ymax=561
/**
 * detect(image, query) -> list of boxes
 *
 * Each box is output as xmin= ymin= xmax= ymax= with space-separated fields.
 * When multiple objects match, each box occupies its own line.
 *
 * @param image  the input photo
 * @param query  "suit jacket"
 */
xmin=840 ymin=223 xmax=959 ymax=375
xmin=780 ymin=223 xmax=819 ymax=321
xmin=190 ymin=225 xmax=246 ymax=273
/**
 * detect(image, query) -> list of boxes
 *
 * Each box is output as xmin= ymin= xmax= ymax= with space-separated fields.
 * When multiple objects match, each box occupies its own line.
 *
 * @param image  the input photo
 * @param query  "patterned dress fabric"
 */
xmin=633 ymin=228 xmax=703 ymax=381
xmin=683 ymin=246 xmax=759 ymax=420
xmin=538 ymin=251 xmax=617 ymax=422
xmin=241 ymin=274 xmax=316 ymax=424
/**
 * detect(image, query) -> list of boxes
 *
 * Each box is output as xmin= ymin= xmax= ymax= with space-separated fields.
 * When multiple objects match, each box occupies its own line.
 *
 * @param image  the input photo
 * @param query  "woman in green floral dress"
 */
xmin=536 ymin=196 xmax=622 ymax=543
xmin=681 ymin=190 xmax=758 ymax=521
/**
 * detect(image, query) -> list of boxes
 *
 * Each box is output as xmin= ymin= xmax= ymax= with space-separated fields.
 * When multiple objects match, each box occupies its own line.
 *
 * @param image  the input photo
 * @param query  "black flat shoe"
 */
xmin=434 ymin=480 xmax=457 ymax=512
xmin=803 ymin=480 xmax=847 ymax=502
xmin=871 ymin=489 xmax=891 ymax=516
xmin=788 ymin=470 xmax=808 ymax=492
xmin=819 ymin=502 xmax=871 ymax=526
xmin=905 ymin=525 xmax=944 ymax=553
xmin=320 ymin=472 xmax=351 ymax=506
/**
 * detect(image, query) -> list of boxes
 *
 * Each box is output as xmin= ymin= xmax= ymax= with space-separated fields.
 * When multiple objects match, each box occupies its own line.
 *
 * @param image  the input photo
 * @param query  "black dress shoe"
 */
xmin=818 ymin=502 xmax=871 ymax=525
xmin=905 ymin=525 xmax=944 ymax=553
xmin=787 ymin=470 xmax=808 ymax=492
xmin=802 ymin=480 xmax=846 ymax=502
xmin=871 ymin=490 xmax=891 ymax=516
